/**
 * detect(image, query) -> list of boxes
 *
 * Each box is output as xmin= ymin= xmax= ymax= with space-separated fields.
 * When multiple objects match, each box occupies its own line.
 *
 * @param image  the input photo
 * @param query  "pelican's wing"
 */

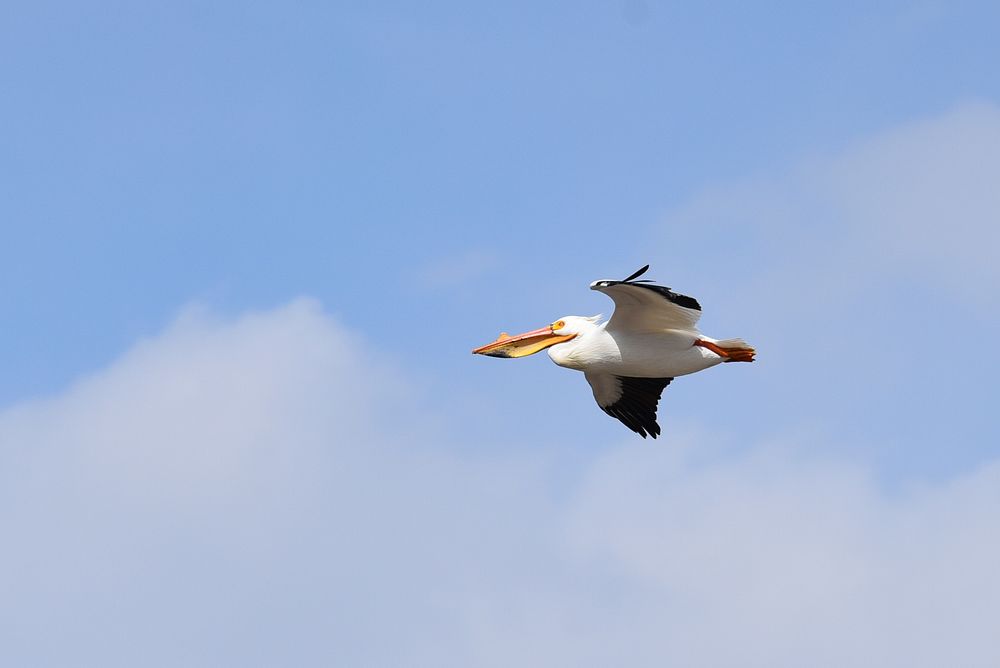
xmin=591 ymin=276 xmax=702 ymax=333
xmin=585 ymin=372 xmax=673 ymax=439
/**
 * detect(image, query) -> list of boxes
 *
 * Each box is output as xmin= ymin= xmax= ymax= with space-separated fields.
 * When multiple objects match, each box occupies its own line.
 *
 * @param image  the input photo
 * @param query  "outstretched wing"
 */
xmin=590 ymin=266 xmax=702 ymax=333
xmin=585 ymin=372 xmax=673 ymax=439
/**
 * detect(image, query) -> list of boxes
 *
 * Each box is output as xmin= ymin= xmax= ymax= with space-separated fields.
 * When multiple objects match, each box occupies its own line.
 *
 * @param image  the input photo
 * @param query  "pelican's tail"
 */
xmin=714 ymin=338 xmax=755 ymax=363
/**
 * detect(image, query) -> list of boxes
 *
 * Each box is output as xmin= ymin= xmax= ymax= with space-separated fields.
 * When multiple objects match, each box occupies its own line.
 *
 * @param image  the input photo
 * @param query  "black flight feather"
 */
xmin=622 ymin=264 xmax=650 ymax=282
xmin=601 ymin=376 xmax=673 ymax=439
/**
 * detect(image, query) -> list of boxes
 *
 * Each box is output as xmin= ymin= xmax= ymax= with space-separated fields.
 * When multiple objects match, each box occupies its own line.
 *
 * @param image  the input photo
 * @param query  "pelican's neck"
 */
xmin=547 ymin=323 xmax=607 ymax=370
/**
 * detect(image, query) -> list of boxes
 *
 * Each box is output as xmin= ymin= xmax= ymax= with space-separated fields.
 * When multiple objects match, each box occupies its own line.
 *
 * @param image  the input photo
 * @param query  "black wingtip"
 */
xmin=622 ymin=264 xmax=650 ymax=283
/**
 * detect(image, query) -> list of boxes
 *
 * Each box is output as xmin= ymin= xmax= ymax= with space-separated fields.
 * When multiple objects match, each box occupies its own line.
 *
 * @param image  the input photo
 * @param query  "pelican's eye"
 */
xmin=552 ymin=320 xmax=566 ymax=331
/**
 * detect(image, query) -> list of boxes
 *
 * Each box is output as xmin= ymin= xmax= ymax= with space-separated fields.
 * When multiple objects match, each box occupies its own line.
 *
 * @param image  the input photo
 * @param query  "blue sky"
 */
xmin=3 ymin=2 xmax=1000 ymax=666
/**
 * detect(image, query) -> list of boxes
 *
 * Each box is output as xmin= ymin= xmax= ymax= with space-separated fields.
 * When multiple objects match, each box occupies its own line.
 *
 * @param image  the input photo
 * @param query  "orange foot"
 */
xmin=694 ymin=339 xmax=756 ymax=363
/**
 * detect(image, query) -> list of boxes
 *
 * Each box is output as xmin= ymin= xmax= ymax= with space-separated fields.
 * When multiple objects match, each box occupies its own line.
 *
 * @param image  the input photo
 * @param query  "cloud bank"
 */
xmin=2 ymin=296 xmax=999 ymax=667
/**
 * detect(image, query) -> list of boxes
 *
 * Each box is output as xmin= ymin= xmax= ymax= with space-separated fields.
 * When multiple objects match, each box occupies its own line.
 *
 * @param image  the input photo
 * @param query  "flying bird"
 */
xmin=472 ymin=265 xmax=755 ymax=438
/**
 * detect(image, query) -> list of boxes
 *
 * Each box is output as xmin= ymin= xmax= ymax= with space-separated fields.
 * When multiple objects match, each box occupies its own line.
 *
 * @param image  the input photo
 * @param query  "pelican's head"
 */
xmin=472 ymin=315 xmax=600 ymax=358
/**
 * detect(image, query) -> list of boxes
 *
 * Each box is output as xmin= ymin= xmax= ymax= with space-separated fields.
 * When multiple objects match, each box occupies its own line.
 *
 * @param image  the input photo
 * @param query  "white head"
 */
xmin=549 ymin=315 xmax=602 ymax=338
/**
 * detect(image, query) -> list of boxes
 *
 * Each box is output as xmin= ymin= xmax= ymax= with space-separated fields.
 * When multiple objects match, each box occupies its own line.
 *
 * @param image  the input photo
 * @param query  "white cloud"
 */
xmin=2 ymin=298 xmax=999 ymax=667
xmin=563 ymin=441 xmax=1000 ymax=667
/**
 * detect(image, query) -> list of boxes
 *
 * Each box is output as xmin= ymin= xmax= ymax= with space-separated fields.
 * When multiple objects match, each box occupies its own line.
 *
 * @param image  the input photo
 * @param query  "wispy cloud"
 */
xmin=2 ymin=296 xmax=999 ymax=667
xmin=657 ymin=102 xmax=1000 ymax=307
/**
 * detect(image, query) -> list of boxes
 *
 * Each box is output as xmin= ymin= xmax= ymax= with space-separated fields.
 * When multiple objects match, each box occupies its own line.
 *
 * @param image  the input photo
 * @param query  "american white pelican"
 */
xmin=472 ymin=265 xmax=755 ymax=438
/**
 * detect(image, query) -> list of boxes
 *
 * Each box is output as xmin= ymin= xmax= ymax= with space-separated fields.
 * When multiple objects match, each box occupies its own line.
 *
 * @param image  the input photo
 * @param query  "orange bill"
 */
xmin=472 ymin=326 xmax=576 ymax=358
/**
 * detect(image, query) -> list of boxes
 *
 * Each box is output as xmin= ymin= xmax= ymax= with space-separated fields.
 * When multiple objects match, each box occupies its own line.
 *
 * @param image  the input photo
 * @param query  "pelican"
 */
xmin=472 ymin=265 xmax=755 ymax=438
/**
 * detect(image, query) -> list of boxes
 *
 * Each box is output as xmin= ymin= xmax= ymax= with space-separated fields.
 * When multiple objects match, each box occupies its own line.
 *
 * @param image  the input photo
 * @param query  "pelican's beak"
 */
xmin=472 ymin=326 xmax=576 ymax=358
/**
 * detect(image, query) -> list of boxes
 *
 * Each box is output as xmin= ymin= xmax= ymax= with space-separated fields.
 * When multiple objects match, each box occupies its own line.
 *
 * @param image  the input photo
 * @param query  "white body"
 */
xmin=547 ymin=321 xmax=724 ymax=378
